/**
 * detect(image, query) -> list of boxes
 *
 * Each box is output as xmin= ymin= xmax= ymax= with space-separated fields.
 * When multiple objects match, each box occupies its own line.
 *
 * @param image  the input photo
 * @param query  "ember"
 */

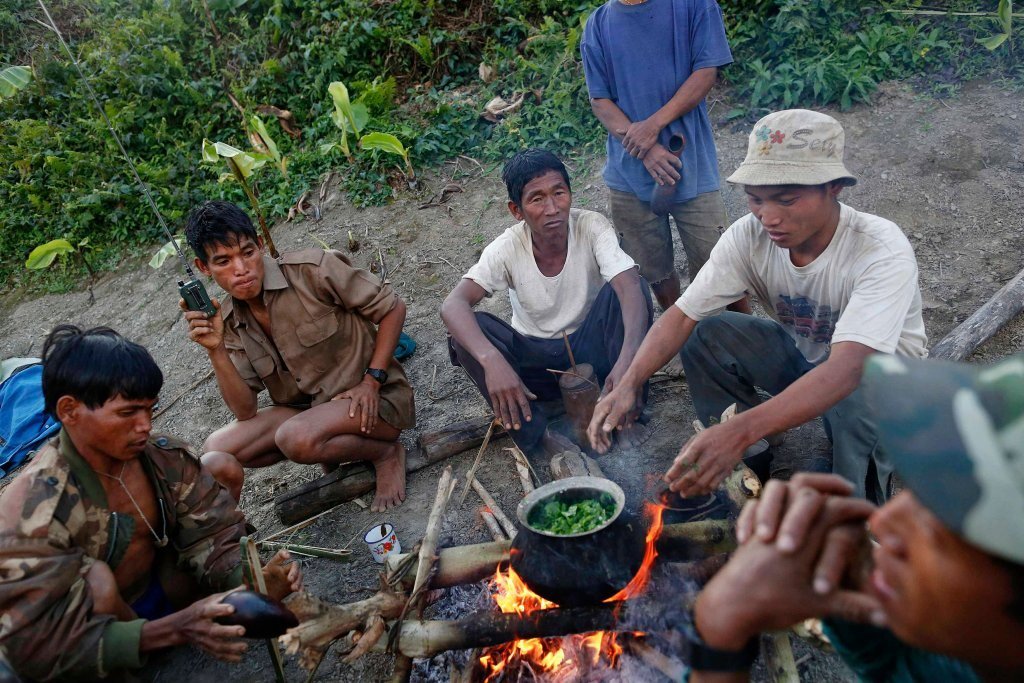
xmin=478 ymin=503 xmax=665 ymax=680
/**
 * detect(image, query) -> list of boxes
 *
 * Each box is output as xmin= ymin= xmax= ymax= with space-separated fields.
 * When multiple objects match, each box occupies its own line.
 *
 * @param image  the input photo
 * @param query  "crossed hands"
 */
xmin=694 ymin=474 xmax=885 ymax=651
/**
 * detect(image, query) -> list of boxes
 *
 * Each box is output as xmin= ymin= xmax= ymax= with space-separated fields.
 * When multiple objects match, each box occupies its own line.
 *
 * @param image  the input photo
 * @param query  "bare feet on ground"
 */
xmin=540 ymin=429 xmax=580 ymax=458
xmin=659 ymin=355 xmax=686 ymax=378
xmin=370 ymin=442 xmax=407 ymax=512
xmin=615 ymin=419 xmax=653 ymax=451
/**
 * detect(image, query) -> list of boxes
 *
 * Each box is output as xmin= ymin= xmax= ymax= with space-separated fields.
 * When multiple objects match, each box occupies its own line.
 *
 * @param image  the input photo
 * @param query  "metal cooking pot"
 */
xmin=510 ymin=477 xmax=647 ymax=607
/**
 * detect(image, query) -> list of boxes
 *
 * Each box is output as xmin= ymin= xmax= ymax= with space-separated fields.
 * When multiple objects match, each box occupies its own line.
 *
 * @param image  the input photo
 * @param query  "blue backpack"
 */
xmin=0 ymin=364 xmax=60 ymax=479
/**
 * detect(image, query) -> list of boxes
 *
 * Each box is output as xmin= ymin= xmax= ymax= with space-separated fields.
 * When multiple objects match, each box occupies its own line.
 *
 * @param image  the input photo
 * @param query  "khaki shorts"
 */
xmin=608 ymin=188 xmax=728 ymax=286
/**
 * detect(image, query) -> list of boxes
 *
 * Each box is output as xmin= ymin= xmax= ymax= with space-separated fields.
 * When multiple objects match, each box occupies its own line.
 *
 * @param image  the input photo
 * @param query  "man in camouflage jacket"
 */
xmin=0 ymin=326 xmax=300 ymax=681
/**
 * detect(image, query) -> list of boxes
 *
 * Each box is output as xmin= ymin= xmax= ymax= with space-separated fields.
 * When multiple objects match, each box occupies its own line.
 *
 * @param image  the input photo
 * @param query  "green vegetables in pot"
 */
xmin=527 ymin=493 xmax=617 ymax=535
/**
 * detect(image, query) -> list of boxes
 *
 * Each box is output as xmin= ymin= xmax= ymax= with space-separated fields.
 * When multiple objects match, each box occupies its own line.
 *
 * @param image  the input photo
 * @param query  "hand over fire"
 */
xmin=662 ymin=421 xmax=749 ymax=497
xmin=694 ymin=481 xmax=883 ymax=651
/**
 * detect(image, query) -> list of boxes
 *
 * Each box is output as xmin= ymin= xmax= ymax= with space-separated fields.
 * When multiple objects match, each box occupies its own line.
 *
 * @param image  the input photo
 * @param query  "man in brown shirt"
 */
xmin=181 ymin=201 xmax=415 ymax=512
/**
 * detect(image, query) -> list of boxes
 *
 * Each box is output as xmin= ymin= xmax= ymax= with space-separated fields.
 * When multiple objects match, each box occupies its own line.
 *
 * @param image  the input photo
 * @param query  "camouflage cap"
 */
xmin=863 ymin=353 xmax=1024 ymax=564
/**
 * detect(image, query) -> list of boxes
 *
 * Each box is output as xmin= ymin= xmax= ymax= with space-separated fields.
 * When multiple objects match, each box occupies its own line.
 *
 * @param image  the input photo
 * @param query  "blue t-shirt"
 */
xmin=581 ymin=0 xmax=732 ymax=203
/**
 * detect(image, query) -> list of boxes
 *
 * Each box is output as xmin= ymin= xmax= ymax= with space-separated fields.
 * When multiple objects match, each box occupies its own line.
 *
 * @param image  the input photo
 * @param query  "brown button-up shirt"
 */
xmin=220 ymin=249 xmax=415 ymax=430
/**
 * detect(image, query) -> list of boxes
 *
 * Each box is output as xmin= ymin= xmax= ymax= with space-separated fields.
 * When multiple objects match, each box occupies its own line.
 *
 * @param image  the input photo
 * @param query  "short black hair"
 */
xmin=185 ymin=200 xmax=259 ymax=263
xmin=41 ymin=325 xmax=163 ymax=416
xmin=501 ymin=148 xmax=572 ymax=207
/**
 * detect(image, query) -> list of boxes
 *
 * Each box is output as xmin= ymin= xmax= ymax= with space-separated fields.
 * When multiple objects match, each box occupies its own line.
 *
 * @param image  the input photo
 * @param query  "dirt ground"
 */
xmin=1 ymin=78 xmax=1023 ymax=682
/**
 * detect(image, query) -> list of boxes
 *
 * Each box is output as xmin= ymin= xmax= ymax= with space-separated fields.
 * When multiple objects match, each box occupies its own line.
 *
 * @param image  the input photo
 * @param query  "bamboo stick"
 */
xmin=508 ymin=447 xmax=535 ymax=494
xmin=470 ymin=478 xmax=517 ymax=538
xmin=480 ymin=509 xmax=507 ymax=541
xmin=257 ymin=540 xmax=353 ymax=562
xmin=457 ymin=417 xmax=497 ymax=507
xmin=391 ymin=466 xmax=457 ymax=682
xmin=241 ymin=537 xmax=287 ymax=683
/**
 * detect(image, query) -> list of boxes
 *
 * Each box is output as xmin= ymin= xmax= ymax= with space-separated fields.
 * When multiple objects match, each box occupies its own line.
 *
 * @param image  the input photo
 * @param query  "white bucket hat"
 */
xmin=726 ymin=109 xmax=857 ymax=187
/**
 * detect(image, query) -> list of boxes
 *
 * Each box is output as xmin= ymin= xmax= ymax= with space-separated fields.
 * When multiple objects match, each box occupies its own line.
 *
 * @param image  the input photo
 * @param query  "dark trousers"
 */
xmin=449 ymin=282 xmax=653 ymax=453
xmin=680 ymin=312 xmax=892 ymax=502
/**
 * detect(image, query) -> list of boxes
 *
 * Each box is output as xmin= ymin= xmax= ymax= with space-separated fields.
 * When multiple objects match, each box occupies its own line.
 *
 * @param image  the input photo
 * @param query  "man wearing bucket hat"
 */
xmin=685 ymin=353 xmax=1024 ymax=682
xmin=591 ymin=109 xmax=927 ymax=502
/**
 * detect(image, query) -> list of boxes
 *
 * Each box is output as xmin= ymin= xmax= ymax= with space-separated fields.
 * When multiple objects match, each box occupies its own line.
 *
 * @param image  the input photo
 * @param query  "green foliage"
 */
xmin=25 ymin=239 xmax=76 ymax=270
xmin=1 ymin=0 xmax=1019 ymax=290
xmin=0 ymin=65 xmax=32 ymax=102
xmin=149 ymin=236 xmax=184 ymax=269
xmin=359 ymin=132 xmax=414 ymax=179
xmin=723 ymin=0 xmax=1018 ymax=117
xmin=527 ymin=493 xmax=617 ymax=535
xmin=979 ymin=0 xmax=1014 ymax=50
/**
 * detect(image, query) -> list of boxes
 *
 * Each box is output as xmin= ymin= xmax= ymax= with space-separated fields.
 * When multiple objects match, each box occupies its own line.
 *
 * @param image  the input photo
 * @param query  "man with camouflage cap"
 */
xmin=591 ymin=109 xmax=927 ymax=502
xmin=0 ymin=326 xmax=301 ymax=681
xmin=684 ymin=353 xmax=1024 ymax=681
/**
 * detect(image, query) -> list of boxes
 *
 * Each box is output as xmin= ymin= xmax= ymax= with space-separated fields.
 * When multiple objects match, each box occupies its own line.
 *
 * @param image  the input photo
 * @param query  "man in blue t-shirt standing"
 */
xmin=581 ymin=0 xmax=735 ymax=311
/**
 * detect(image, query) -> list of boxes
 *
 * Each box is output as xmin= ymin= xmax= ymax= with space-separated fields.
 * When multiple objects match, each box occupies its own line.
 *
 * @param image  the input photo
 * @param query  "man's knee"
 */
xmin=201 ymin=451 xmax=244 ymax=501
xmin=202 ymin=426 xmax=234 ymax=455
xmin=274 ymin=419 xmax=320 ymax=464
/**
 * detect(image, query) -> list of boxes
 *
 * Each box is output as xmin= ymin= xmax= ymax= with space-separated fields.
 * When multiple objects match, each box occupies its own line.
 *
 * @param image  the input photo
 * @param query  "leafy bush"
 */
xmin=0 ymin=0 xmax=1018 ymax=289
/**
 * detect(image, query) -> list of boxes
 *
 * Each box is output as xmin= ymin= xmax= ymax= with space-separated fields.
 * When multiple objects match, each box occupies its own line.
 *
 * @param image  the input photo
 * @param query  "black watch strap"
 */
xmin=365 ymin=368 xmax=388 ymax=384
xmin=689 ymin=637 xmax=759 ymax=672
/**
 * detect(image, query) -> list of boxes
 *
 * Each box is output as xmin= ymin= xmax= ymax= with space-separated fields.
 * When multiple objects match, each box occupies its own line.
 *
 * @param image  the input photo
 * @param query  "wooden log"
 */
xmin=508 ymin=447 xmax=535 ymax=494
xmin=281 ymin=589 xmax=407 ymax=669
xmin=374 ymin=594 xmax=691 ymax=658
xmin=763 ymin=632 xmax=800 ymax=683
xmin=387 ymin=540 xmax=512 ymax=589
xmin=274 ymin=446 xmax=458 ymax=524
xmin=418 ymin=415 xmax=507 ymax=462
xmin=930 ymin=267 xmax=1024 ymax=360
xmin=392 ymin=466 xmax=457 ymax=682
xmin=470 ymin=478 xmax=516 ymax=538
xmin=624 ymin=637 xmax=687 ymax=682
xmin=385 ymin=519 xmax=733 ymax=589
xmin=479 ymin=509 xmax=506 ymax=541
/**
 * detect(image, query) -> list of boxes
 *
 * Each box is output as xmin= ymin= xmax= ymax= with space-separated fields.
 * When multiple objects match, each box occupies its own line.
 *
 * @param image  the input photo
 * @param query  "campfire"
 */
xmin=280 ymin=464 xmax=754 ymax=682
xmin=477 ymin=504 xmax=666 ymax=681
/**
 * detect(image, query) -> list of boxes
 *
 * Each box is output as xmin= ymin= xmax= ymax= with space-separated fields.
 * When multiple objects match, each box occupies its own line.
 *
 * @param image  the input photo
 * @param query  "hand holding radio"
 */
xmin=182 ymin=297 xmax=225 ymax=351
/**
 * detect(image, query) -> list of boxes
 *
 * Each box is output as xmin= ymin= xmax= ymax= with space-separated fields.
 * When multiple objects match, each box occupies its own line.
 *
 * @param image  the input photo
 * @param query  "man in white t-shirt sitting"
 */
xmin=590 ymin=110 xmax=927 ymax=503
xmin=441 ymin=149 xmax=653 ymax=457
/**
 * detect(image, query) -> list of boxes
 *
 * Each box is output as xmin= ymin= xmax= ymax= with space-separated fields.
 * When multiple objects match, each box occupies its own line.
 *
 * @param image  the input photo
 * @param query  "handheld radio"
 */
xmin=38 ymin=0 xmax=217 ymax=318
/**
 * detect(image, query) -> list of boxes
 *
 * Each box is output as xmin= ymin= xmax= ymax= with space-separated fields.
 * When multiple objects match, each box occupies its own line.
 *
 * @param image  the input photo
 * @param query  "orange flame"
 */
xmin=604 ymin=502 xmax=665 ymax=603
xmin=478 ymin=503 xmax=667 ymax=680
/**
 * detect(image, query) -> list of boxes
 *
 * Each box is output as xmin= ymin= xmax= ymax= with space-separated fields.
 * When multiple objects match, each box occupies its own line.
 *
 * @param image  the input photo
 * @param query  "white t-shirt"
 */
xmin=676 ymin=203 xmax=927 ymax=365
xmin=465 ymin=208 xmax=637 ymax=339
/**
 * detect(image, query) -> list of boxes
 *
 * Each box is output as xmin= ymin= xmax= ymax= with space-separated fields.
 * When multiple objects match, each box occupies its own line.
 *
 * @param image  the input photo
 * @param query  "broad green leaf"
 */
xmin=998 ymin=0 xmax=1013 ymax=31
xmin=328 ymin=82 xmax=355 ymax=131
xmin=348 ymin=102 xmax=369 ymax=135
xmin=359 ymin=132 xmax=407 ymax=157
xmin=149 ymin=237 xmax=184 ymax=269
xmin=201 ymin=139 xmax=266 ymax=178
xmin=248 ymin=114 xmax=281 ymax=165
xmin=0 ymin=66 xmax=31 ymax=102
xmin=979 ymin=32 xmax=1009 ymax=50
xmin=26 ymin=239 xmax=74 ymax=269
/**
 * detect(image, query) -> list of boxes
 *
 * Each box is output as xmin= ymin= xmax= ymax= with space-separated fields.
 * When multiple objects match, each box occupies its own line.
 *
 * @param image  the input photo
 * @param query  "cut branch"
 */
xmin=930 ymin=267 xmax=1024 ymax=361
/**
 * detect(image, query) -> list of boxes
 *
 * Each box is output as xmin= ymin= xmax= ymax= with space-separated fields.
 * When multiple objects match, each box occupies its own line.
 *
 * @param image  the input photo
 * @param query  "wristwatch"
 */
xmin=364 ymin=368 xmax=388 ymax=384
xmin=681 ymin=604 xmax=759 ymax=680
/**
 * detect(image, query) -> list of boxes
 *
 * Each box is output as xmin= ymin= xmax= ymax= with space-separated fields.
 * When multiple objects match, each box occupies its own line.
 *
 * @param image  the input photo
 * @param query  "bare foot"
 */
xmin=540 ymin=429 xmax=580 ymax=458
xmin=370 ymin=442 xmax=407 ymax=512
xmin=615 ymin=420 xmax=652 ymax=451
xmin=658 ymin=355 xmax=686 ymax=378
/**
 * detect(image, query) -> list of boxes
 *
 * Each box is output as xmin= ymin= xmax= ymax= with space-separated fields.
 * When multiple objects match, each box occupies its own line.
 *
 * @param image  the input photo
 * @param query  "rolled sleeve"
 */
xmin=318 ymin=251 xmax=398 ymax=324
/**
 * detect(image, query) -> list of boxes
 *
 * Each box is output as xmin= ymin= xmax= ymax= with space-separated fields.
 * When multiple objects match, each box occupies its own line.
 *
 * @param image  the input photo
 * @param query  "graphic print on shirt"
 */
xmin=774 ymin=294 xmax=841 ymax=344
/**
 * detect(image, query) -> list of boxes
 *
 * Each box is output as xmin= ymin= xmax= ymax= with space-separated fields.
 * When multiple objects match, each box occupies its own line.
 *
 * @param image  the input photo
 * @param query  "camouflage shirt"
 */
xmin=0 ymin=429 xmax=246 ymax=681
